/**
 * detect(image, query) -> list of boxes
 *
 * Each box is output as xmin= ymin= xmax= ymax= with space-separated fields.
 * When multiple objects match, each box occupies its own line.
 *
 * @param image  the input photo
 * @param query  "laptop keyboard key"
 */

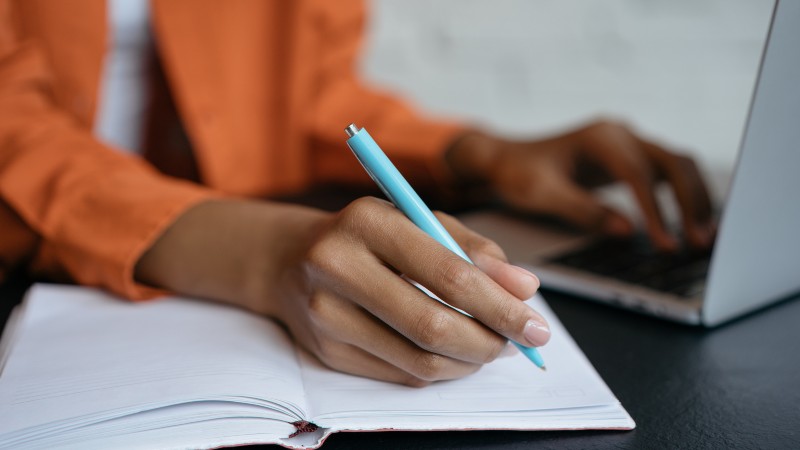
xmin=549 ymin=236 xmax=712 ymax=299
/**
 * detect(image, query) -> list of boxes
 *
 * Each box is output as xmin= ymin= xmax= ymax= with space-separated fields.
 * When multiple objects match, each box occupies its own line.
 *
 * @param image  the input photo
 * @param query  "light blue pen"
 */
xmin=344 ymin=123 xmax=546 ymax=371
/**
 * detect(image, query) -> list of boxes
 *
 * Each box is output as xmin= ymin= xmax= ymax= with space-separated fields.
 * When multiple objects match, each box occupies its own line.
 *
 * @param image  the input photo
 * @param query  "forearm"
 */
xmin=133 ymin=199 xmax=330 ymax=317
xmin=135 ymin=193 xmax=549 ymax=386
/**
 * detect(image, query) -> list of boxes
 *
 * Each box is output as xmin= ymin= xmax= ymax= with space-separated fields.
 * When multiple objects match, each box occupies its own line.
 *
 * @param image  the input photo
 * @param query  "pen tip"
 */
xmin=539 ymin=365 xmax=547 ymax=372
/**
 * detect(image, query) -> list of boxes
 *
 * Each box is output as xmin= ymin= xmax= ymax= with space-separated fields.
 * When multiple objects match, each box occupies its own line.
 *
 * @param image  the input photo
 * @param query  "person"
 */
xmin=0 ymin=0 xmax=713 ymax=386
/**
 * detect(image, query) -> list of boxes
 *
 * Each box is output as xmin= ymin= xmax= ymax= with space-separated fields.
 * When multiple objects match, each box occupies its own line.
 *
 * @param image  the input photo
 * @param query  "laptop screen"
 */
xmin=703 ymin=0 xmax=800 ymax=325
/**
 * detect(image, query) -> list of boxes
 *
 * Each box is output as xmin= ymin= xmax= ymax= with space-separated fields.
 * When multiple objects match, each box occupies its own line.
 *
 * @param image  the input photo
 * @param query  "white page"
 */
xmin=301 ymin=295 xmax=631 ymax=429
xmin=0 ymin=301 xmax=25 ymax=372
xmin=15 ymin=402 xmax=299 ymax=450
xmin=0 ymin=285 xmax=308 ymax=443
xmin=0 ymin=284 xmax=632 ymax=450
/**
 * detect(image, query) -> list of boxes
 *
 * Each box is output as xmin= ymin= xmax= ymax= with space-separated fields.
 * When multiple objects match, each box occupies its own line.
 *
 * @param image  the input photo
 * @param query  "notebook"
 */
xmin=462 ymin=0 xmax=800 ymax=326
xmin=0 ymin=284 xmax=633 ymax=449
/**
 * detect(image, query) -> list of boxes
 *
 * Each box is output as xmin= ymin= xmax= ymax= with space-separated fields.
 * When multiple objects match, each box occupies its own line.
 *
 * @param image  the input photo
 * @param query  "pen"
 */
xmin=344 ymin=123 xmax=546 ymax=371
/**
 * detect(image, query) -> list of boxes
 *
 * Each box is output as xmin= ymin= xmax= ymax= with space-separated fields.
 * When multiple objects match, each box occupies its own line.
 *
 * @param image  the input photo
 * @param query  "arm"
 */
xmin=299 ymin=0 xmax=714 ymax=248
xmin=2 ymin=1 xmax=551 ymax=386
xmin=0 ymin=0 xmax=216 ymax=298
xmin=446 ymin=121 xmax=716 ymax=250
xmin=135 ymin=197 xmax=549 ymax=386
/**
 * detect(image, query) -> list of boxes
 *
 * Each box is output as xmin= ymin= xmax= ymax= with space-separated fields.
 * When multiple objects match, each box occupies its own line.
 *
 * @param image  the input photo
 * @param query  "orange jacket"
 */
xmin=0 ymin=0 xmax=463 ymax=299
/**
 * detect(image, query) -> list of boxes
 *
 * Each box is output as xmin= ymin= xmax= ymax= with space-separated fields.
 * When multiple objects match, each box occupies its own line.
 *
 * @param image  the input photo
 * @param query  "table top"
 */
xmin=2 ymin=188 xmax=798 ymax=449
xmin=3 ymin=275 xmax=798 ymax=449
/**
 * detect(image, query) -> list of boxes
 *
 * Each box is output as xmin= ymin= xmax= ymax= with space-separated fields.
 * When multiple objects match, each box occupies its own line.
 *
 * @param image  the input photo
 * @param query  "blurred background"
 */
xmin=360 ymin=0 xmax=774 ymax=202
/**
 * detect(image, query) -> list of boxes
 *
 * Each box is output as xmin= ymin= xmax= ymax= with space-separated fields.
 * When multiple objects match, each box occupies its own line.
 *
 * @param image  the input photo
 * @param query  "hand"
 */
xmin=135 ymin=198 xmax=549 ymax=386
xmin=446 ymin=119 xmax=715 ymax=250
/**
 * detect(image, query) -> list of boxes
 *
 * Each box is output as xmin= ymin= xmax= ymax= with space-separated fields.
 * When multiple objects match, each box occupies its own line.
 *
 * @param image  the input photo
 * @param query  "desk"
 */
xmin=2 ymin=279 xmax=798 ymax=449
xmin=2 ymin=189 xmax=799 ymax=449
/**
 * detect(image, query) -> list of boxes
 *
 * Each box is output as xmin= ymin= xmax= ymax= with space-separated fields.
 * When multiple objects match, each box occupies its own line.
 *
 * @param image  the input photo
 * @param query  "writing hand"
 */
xmin=136 ymin=198 xmax=548 ymax=386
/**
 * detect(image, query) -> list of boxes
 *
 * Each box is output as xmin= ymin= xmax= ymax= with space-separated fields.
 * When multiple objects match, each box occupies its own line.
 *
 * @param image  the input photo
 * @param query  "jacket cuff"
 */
xmin=29 ymin=176 xmax=223 ymax=302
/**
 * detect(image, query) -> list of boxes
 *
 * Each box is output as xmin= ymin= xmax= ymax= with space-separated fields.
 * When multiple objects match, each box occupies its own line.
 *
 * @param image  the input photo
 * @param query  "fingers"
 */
xmin=346 ymin=255 xmax=516 ymax=363
xmin=638 ymin=139 xmax=715 ymax=248
xmin=471 ymin=255 xmax=541 ymax=301
xmin=525 ymin=174 xmax=636 ymax=238
xmin=434 ymin=212 xmax=541 ymax=300
xmin=341 ymin=199 xmax=551 ymax=348
xmin=390 ymin=245 xmax=550 ymax=348
xmin=316 ymin=343 xmax=434 ymax=387
xmin=307 ymin=291 xmax=483 ymax=385
xmin=302 ymin=196 xmax=551 ymax=387
xmin=490 ymin=144 xmax=637 ymax=239
xmin=578 ymin=121 xmax=677 ymax=250
xmin=305 ymin=203 xmax=518 ymax=363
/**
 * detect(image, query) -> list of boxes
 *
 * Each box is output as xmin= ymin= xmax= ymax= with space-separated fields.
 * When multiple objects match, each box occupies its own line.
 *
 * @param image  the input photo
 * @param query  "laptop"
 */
xmin=461 ymin=0 xmax=800 ymax=327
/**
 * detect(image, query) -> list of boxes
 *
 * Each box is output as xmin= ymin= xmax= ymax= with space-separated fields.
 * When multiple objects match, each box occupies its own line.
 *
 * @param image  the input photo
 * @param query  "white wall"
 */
xmin=360 ymin=0 xmax=774 ymax=173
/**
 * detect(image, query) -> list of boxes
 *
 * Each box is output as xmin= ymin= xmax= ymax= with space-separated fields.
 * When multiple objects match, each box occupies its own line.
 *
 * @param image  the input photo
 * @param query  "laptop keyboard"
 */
xmin=548 ymin=236 xmax=712 ymax=298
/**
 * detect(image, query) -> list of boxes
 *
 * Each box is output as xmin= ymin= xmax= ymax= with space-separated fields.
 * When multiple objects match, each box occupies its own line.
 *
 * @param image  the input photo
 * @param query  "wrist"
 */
xmin=134 ymin=199 xmax=330 ymax=318
xmin=243 ymin=203 xmax=331 ymax=319
xmin=444 ymin=131 xmax=504 ymax=185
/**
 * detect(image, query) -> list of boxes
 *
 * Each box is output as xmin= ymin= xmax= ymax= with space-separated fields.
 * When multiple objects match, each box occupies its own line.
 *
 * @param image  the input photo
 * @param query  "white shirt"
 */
xmin=93 ymin=0 xmax=152 ymax=154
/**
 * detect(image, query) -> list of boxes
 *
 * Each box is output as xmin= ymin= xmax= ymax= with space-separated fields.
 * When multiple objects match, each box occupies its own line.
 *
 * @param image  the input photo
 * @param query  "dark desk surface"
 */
xmin=2 ymin=189 xmax=798 ymax=449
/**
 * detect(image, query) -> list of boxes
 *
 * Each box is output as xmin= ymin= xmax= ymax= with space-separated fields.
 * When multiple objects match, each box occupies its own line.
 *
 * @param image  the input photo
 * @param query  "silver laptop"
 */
xmin=461 ymin=0 xmax=800 ymax=327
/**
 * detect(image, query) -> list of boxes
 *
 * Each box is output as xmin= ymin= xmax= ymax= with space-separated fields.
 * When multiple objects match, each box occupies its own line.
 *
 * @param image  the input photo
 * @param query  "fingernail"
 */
xmin=523 ymin=319 xmax=551 ymax=347
xmin=509 ymin=265 xmax=540 ymax=290
xmin=497 ymin=343 xmax=520 ymax=359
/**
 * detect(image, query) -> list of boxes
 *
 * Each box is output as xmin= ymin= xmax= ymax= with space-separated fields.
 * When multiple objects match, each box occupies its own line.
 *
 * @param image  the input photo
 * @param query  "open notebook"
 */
xmin=0 ymin=284 xmax=634 ymax=449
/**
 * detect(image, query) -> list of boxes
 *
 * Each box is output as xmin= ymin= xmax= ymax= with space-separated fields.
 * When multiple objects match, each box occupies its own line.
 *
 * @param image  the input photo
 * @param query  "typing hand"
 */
xmin=135 ymin=198 xmax=548 ymax=386
xmin=446 ymin=119 xmax=715 ymax=251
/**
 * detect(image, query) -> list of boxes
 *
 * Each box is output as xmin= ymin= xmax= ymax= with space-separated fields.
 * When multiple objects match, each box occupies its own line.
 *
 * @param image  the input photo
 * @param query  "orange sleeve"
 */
xmin=0 ymin=1 xmax=218 ymax=300
xmin=302 ymin=0 xmax=467 ymax=188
